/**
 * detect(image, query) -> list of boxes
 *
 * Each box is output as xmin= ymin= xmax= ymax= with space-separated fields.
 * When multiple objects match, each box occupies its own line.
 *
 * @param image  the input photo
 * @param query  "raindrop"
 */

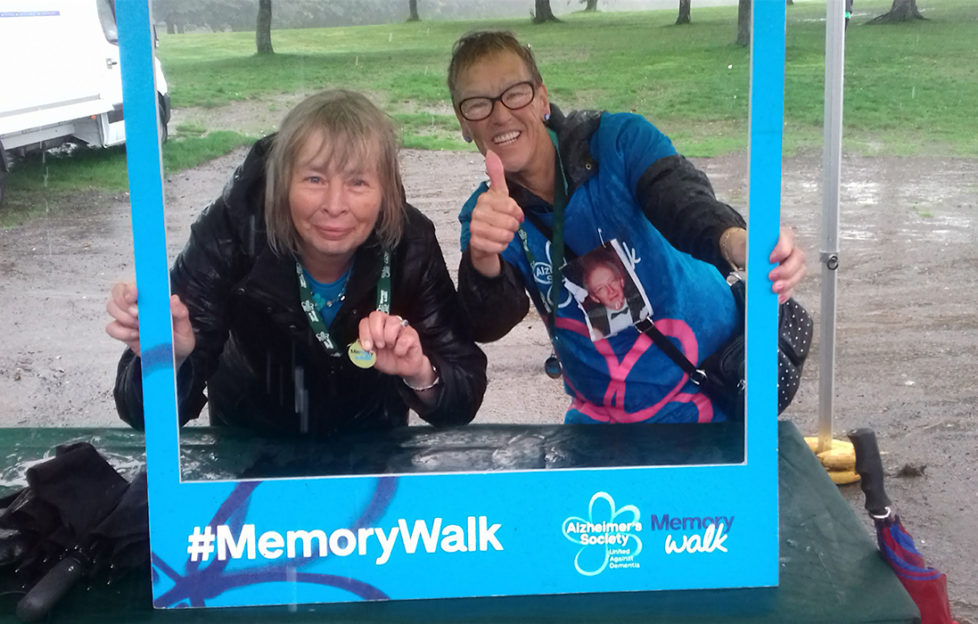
xmin=294 ymin=365 xmax=309 ymax=433
xmin=287 ymin=565 xmax=298 ymax=612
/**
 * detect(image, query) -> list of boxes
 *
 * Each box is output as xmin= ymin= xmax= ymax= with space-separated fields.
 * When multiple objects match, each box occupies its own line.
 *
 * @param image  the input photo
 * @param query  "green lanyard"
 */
xmin=296 ymin=250 xmax=391 ymax=357
xmin=517 ymin=146 xmax=568 ymax=322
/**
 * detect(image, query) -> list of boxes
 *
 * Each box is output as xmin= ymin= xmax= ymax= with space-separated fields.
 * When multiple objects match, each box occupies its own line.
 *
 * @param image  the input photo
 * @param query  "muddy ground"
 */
xmin=1 ymin=140 xmax=976 ymax=618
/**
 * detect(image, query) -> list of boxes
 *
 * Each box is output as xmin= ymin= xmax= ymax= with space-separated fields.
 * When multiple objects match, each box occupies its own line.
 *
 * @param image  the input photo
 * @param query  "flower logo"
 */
xmin=562 ymin=492 xmax=643 ymax=576
xmin=529 ymin=240 xmax=574 ymax=312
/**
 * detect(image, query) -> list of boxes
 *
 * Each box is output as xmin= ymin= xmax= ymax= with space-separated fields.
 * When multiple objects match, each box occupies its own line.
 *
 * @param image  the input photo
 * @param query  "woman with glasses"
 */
xmin=447 ymin=30 xmax=805 ymax=424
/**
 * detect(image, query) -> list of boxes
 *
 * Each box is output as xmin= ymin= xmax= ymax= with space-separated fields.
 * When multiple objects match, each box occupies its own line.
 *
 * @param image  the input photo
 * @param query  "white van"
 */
xmin=0 ymin=0 xmax=170 ymax=203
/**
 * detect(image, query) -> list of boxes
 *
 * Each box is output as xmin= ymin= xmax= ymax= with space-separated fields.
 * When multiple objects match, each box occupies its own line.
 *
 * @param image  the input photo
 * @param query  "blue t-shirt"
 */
xmin=301 ymin=264 xmax=352 ymax=328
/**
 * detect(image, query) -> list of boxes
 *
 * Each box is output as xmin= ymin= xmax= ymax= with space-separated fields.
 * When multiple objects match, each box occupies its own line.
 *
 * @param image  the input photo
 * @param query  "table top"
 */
xmin=0 ymin=421 xmax=919 ymax=623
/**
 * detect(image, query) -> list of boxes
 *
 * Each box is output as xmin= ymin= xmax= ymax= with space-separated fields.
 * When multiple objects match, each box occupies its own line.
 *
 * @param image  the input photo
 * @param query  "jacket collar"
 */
xmin=546 ymin=104 xmax=603 ymax=197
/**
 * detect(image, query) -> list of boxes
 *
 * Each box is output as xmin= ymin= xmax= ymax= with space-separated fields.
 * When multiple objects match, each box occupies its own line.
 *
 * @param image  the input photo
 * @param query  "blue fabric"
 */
xmin=301 ymin=264 xmax=351 ymax=329
xmin=460 ymin=113 xmax=739 ymax=423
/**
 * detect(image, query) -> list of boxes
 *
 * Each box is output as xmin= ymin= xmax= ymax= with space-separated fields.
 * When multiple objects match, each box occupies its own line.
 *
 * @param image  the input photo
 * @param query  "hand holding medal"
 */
xmin=352 ymin=311 xmax=439 ymax=394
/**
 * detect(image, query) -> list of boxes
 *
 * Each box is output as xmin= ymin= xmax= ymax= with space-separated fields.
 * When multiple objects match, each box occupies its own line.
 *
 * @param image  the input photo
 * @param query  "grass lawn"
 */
xmin=154 ymin=0 xmax=978 ymax=157
xmin=3 ymin=0 xmax=976 ymax=223
xmin=1 ymin=132 xmax=254 ymax=226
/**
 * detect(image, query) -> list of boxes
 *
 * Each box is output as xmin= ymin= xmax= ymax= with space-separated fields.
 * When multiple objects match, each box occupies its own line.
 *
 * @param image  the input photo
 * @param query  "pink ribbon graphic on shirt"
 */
xmin=556 ymin=317 xmax=714 ymax=423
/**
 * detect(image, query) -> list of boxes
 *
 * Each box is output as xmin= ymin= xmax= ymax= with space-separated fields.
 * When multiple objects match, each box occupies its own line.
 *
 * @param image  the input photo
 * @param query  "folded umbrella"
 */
xmin=848 ymin=428 xmax=957 ymax=624
xmin=0 ymin=442 xmax=148 ymax=622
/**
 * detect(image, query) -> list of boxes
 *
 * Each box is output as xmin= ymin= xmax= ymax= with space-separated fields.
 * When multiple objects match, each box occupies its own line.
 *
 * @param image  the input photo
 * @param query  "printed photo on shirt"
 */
xmin=563 ymin=240 xmax=652 ymax=342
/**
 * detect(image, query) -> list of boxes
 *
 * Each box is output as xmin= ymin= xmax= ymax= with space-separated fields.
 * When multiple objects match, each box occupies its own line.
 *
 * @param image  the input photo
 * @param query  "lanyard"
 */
xmin=517 ymin=146 xmax=569 ymax=323
xmin=296 ymin=250 xmax=391 ymax=357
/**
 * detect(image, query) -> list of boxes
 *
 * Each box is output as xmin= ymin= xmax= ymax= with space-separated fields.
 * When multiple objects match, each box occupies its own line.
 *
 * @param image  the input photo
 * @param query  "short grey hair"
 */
xmin=447 ymin=30 xmax=544 ymax=105
xmin=264 ymin=89 xmax=405 ymax=255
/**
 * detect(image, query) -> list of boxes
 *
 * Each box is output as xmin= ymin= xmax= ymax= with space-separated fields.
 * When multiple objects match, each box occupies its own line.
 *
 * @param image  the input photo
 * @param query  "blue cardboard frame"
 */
xmin=118 ymin=0 xmax=785 ymax=608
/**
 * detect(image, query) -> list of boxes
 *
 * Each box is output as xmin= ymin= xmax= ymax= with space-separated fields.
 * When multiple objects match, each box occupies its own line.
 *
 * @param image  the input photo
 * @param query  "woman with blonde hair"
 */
xmin=107 ymin=89 xmax=486 ymax=436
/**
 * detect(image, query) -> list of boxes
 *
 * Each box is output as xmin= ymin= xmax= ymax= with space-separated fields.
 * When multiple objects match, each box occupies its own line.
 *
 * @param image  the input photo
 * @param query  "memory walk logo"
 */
xmin=562 ymin=492 xmax=643 ymax=576
xmin=649 ymin=514 xmax=733 ymax=555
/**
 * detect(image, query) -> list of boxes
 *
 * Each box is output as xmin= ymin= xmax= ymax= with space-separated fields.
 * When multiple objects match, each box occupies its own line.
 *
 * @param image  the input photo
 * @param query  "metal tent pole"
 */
xmin=818 ymin=0 xmax=847 ymax=453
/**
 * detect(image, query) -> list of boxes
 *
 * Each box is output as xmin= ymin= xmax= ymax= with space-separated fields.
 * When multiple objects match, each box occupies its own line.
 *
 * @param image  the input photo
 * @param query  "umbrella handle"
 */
xmin=847 ymin=428 xmax=892 ymax=516
xmin=15 ymin=554 xmax=86 ymax=623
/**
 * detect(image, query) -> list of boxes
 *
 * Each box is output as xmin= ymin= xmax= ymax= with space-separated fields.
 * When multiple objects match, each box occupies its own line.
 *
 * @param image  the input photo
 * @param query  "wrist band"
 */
xmin=404 ymin=365 xmax=440 ymax=392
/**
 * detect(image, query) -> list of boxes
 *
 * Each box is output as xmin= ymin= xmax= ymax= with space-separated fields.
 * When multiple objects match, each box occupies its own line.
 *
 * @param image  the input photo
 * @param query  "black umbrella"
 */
xmin=0 ymin=442 xmax=148 ymax=622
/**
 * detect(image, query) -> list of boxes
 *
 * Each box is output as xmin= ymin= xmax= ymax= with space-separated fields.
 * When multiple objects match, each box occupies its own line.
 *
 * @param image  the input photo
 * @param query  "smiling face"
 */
xmin=453 ymin=50 xmax=553 ymax=185
xmin=288 ymin=131 xmax=383 ymax=282
xmin=585 ymin=264 xmax=627 ymax=312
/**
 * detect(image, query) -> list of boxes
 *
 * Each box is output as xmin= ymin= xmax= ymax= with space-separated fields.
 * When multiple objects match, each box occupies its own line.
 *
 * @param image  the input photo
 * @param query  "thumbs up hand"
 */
xmin=467 ymin=150 xmax=524 ymax=278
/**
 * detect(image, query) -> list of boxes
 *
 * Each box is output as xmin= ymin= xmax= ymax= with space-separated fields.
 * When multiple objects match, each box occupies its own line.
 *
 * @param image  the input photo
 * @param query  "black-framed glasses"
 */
xmin=457 ymin=81 xmax=536 ymax=122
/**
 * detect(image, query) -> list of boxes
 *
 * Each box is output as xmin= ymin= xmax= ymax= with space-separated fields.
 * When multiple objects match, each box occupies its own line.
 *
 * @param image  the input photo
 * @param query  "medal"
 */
xmin=347 ymin=340 xmax=377 ymax=369
xmin=544 ymin=352 xmax=562 ymax=379
xmin=298 ymin=251 xmax=391 ymax=359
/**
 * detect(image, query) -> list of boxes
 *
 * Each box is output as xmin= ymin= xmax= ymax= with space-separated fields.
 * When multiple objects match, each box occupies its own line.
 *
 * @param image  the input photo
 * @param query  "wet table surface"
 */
xmin=0 ymin=421 xmax=918 ymax=623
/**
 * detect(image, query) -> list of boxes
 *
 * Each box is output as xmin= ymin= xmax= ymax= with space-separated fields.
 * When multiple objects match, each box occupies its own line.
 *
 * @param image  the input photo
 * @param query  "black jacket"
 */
xmin=115 ymin=137 xmax=487 ymax=437
xmin=458 ymin=105 xmax=746 ymax=343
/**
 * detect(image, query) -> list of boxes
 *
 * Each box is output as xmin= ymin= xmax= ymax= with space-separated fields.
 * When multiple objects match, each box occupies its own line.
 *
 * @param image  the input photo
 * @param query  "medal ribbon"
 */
xmin=296 ymin=250 xmax=391 ymax=357
xmin=516 ymin=143 xmax=569 ymax=378
xmin=517 ymin=145 xmax=569 ymax=327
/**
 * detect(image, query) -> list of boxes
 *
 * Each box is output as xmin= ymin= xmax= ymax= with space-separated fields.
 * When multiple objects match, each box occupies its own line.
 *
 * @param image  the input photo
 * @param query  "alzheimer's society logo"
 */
xmin=532 ymin=241 xmax=574 ymax=312
xmin=562 ymin=492 xmax=643 ymax=576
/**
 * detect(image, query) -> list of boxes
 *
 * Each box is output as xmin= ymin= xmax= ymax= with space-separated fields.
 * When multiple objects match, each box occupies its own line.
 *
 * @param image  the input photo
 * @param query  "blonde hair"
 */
xmin=264 ymin=89 xmax=405 ymax=254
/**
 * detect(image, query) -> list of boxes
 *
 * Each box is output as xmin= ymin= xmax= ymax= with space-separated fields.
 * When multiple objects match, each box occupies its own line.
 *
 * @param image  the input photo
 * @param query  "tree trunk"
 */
xmin=676 ymin=0 xmax=691 ymax=24
xmin=736 ymin=0 xmax=750 ymax=46
xmin=868 ymin=0 xmax=925 ymax=23
xmin=407 ymin=0 xmax=420 ymax=22
xmin=583 ymin=0 xmax=598 ymax=11
xmin=256 ymin=0 xmax=274 ymax=55
xmin=532 ymin=0 xmax=560 ymax=23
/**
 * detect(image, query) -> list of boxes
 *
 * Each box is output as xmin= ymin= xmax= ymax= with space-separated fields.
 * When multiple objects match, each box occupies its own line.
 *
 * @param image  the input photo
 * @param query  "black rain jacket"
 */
xmin=115 ymin=137 xmax=487 ymax=437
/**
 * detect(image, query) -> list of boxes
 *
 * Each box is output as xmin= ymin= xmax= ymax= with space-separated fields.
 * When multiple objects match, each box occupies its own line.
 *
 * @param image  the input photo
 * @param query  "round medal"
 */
xmin=544 ymin=353 xmax=562 ymax=379
xmin=347 ymin=340 xmax=377 ymax=369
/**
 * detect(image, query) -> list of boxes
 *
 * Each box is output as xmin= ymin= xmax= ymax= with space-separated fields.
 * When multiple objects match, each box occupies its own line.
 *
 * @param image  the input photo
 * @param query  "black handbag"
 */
xmin=636 ymin=276 xmax=813 ymax=421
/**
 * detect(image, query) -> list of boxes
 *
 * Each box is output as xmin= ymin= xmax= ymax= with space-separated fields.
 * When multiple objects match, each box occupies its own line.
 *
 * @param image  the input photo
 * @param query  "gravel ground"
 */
xmin=1 ymin=142 xmax=975 ymax=619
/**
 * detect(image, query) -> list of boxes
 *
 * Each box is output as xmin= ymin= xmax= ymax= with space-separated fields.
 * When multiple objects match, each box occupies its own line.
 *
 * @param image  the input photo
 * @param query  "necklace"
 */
xmin=303 ymin=265 xmax=350 ymax=311
xmin=321 ymin=292 xmax=345 ymax=308
xmin=297 ymin=251 xmax=391 ymax=356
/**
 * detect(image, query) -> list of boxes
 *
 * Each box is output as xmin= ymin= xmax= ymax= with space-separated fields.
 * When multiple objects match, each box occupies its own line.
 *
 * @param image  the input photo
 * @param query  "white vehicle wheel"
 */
xmin=158 ymin=97 xmax=169 ymax=144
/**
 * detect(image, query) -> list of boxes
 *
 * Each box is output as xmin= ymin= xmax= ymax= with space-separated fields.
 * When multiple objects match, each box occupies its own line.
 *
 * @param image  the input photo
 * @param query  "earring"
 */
xmin=544 ymin=112 xmax=551 ymax=122
xmin=462 ymin=134 xmax=472 ymax=143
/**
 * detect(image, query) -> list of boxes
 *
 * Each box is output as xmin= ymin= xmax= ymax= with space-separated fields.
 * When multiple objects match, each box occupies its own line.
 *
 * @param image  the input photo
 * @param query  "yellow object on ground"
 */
xmin=804 ymin=436 xmax=859 ymax=484
xmin=826 ymin=468 xmax=861 ymax=485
